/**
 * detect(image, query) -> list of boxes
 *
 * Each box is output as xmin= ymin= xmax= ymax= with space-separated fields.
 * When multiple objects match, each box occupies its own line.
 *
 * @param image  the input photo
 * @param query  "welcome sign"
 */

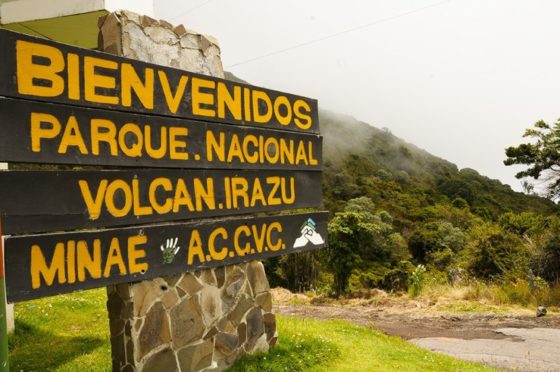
xmin=0 ymin=28 xmax=326 ymax=303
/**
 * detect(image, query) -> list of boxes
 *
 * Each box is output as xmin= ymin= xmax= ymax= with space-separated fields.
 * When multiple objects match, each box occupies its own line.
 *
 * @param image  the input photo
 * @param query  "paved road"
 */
xmin=411 ymin=328 xmax=560 ymax=371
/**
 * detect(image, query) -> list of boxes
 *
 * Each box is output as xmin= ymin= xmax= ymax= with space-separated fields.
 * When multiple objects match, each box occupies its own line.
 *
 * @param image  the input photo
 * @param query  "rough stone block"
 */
xmin=245 ymin=307 xmax=265 ymax=351
xmin=109 ymin=317 xmax=125 ymax=336
xmin=98 ymin=14 xmax=108 ymax=28
xmin=141 ymin=15 xmax=158 ymax=27
xmin=163 ymin=274 xmax=182 ymax=288
xmin=263 ymin=313 xmax=276 ymax=341
xmin=180 ymin=34 xmax=200 ymax=49
xmin=120 ymin=10 xmax=142 ymax=25
xmin=200 ymin=286 xmax=223 ymax=327
xmin=215 ymin=332 xmax=238 ymax=356
xmin=250 ymin=333 xmax=269 ymax=354
xmin=177 ymin=273 xmax=204 ymax=296
xmin=107 ymin=290 xmax=131 ymax=319
xmin=142 ymin=347 xmax=178 ymax=372
xmin=247 ymin=261 xmax=270 ymax=295
xmin=173 ymin=24 xmax=188 ymax=37
xmin=111 ymin=334 xmax=127 ymax=369
xmin=144 ymin=26 xmax=178 ymax=45
xmin=227 ymin=294 xmax=253 ymax=326
xmin=177 ymin=340 xmax=214 ymax=372
xmin=161 ymin=289 xmax=180 ymax=310
xmin=159 ymin=19 xmax=174 ymax=29
xmin=256 ymin=292 xmax=272 ymax=312
xmin=170 ymin=295 xmax=205 ymax=349
xmin=203 ymin=326 xmax=218 ymax=340
xmin=132 ymin=278 xmax=167 ymax=317
xmin=215 ymin=266 xmax=225 ymax=288
xmin=200 ymin=270 xmax=217 ymax=286
xmin=237 ymin=322 xmax=247 ymax=345
xmin=138 ymin=302 xmax=171 ymax=360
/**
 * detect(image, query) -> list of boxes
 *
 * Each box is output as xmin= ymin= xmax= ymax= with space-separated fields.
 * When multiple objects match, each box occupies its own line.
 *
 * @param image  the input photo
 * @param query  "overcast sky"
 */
xmin=155 ymin=0 xmax=560 ymax=192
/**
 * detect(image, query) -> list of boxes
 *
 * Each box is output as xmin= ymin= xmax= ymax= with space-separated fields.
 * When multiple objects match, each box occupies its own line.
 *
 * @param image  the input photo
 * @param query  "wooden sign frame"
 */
xmin=5 ymin=212 xmax=328 ymax=302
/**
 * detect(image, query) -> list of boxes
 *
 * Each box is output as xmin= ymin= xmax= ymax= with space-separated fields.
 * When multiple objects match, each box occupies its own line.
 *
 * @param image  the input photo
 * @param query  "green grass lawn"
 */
xmin=230 ymin=316 xmax=495 ymax=372
xmin=9 ymin=289 xmax=111 ymax=371
xmin=8 ymin=288 xmax=494 ymax=371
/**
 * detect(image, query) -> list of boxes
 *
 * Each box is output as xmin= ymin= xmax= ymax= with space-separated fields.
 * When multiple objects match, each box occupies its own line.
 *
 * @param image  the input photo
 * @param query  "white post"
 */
xmin=0 ymin=163 xmax=13 ymax=335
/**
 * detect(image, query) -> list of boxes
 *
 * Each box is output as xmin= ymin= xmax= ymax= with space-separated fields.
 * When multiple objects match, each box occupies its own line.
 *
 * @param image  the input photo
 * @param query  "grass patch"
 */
xmin=8 ymin=288 xmax=496 ymax=371
xmin=231 ymin=316 xmax=495 ymax=372
xmin=9 ymin=288 xmax=111 ymax=371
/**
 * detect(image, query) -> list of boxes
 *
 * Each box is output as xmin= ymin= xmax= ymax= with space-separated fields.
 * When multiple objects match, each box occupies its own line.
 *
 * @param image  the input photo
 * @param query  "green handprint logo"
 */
xmin=160 ymin=237 xmax=180 ymax=264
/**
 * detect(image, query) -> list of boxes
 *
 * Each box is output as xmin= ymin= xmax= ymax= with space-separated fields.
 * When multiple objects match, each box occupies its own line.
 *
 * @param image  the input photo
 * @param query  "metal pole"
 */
xmin=0 ymin=216 xmax=9 ymax=371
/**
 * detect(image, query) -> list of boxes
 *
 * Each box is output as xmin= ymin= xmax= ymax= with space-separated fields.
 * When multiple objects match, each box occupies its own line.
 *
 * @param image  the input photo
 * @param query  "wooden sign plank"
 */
xmin=0 ymin=169 xmax=322 ymax=235
xmin=0 ymin=28 xmax=319 ymax=134
xmin=0 ymin=97 xmax=322 ymax=170
xmin=4 ymin=212 xmax=328 ymax=303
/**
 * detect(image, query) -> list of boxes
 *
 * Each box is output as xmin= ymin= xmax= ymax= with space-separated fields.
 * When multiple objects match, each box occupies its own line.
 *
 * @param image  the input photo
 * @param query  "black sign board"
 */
xmin=4 ymin=212 xmax=328 ymax=302
xmin=0 ymin=29 xmax=319 ymax=134
xmin=0 ymin=169 xmax=322 ymax=235
xmin=0 ymin=97 xmax=322 ymax=170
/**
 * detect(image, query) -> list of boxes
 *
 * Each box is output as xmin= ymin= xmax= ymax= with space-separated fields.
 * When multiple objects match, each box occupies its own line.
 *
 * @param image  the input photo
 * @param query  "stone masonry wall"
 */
xmin=100 ymin=11 xmax=277 ymax=371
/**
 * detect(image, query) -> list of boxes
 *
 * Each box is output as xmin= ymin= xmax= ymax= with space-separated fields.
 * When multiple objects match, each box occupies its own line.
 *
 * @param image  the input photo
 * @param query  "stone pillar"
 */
xmin=100 ymin=11 xmax=277 ymax=371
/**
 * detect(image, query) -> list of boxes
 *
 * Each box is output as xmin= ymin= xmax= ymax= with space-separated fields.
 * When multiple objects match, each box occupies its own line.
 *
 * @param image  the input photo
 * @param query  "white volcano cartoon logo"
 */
xmin=293 ymin=218 xmax=324 ymax=248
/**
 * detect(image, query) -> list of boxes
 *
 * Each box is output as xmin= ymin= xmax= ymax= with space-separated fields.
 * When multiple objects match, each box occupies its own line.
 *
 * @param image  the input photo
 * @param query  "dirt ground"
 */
xmin=272 ymin=288 xmax=560 ymax=371
xmin=271 ymin=288 xmax=560 ymax=340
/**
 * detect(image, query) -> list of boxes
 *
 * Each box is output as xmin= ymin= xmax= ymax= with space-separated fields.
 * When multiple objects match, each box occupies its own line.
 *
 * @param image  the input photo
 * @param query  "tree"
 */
xmin=504 ymin=119 xmax=560 ymax=199
xmin=324 ymin=197 xmax=405 ymax=295
xmin=326 ymin=212 xmax=374 ymax=295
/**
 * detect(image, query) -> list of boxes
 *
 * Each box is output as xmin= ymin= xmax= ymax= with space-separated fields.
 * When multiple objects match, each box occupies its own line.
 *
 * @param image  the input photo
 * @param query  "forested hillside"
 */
xmin=226 ymin=73 xmax=560 ymax=298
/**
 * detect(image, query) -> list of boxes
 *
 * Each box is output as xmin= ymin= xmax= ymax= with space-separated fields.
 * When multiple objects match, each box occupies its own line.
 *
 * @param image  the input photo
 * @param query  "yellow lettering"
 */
xmin=91 ymin=119 xmax=118 ymax=156
xmin=118 ymin=123 xmax=143 ymax=157
xmin=16 ymin=40 xmax=64 ymax=97
xmin=273 ymin=96 xmax=292 ymax=126
xmin=192 ymin=77 xmax=216 ymax=117
xmin=173 ymin=179 xmax=195 ymax=212
xmin=128 ymin=235 xmax=148 ymax=274
xmin=252 ymin=90 xmax=273 ymax=123
xmin=149 ymin=177 xmax=173 ymax=214
xmin=84 ymin=56 xmax=119 ymax=104
xmin=31 ymin=243 xmax=66 ymax=289
xmin=105 ymin=180 xmax=132 ymax=217
xmin=159 ymin=72 xmax=188 ymax=114
xmin=132 ymin=179 xmax=153 ymax=216
xmin=121 ymin=63 xmax=154 ymax=109
xmin=250 ymin=178 xmax=266 ymax=207
xmin=231 ymin=177 xmax=249 ymax=208
xmin=67 ymin=53 xmax=80 ymax=100
xmin=206 ymin=130 xmax=225 ymax=162
xmin=226 ymin=134 xmax=244 ymax=163
xmin=145 ymin=126 xmax=167 ymax=159
xmin=169 ymin=127 xmax=189 ymax=160
xmin=78 ymin=180 xmax=108 ymax=220
xmin=103 ymin=238 xmax=127 ymax=277
xmin=58 ymin=115 xmax=88 ymax=154
xmin=234 ymin=226 xmax=251 ymax=256
xmin=217 ymin=82 xmax=242 ymax=120
xmin=77 ymin=240 xmax=101 ymax=281
xmin=294 ymin=99 xmax=312 ymax=130
xmin=266 ymin=176 xmax=282 ymax=205
xmin=208 ymin=228 xmax=228 ymax=260
xmin=267 ymin=222 xmax=283 ymax=251
xmin=30 ymin=112 xmax=61 ymax=152
xmin=193 ymin=178 xmax=215 ymax=211
xmin=187 ymin=230 xmax=205 ymax=265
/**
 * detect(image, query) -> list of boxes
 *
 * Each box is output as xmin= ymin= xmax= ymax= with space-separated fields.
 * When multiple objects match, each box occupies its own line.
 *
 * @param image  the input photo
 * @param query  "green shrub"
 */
xmin=408 ymin=264 xmax=427 ymax=297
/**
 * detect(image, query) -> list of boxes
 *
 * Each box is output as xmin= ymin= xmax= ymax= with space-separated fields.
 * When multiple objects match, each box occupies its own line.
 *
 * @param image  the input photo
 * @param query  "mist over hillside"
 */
xmin=225 ymin=71 xmax=558 ymax=219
